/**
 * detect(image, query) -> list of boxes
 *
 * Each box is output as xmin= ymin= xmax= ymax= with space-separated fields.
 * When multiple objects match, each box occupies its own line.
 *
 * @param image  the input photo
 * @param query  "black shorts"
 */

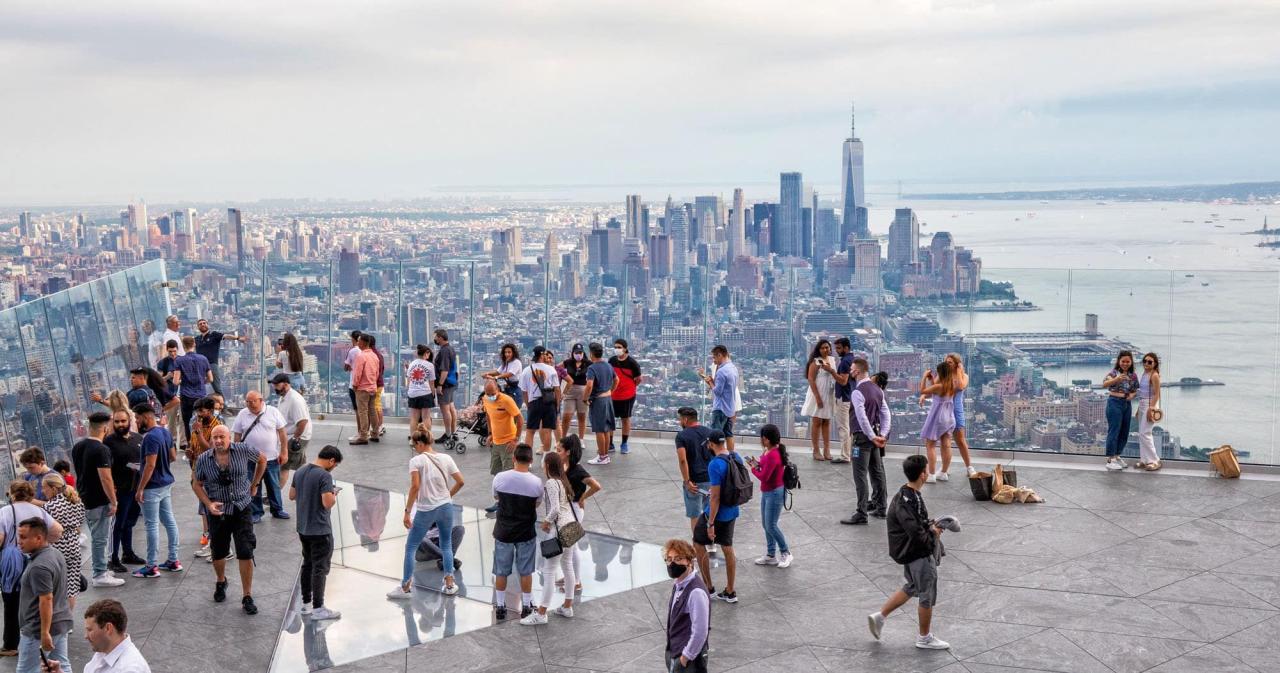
xmin=527 ymin=397 xmax=558 ymax=430
xmin=612 ymin=398 xmax=635 ymax=419
xmin=407 ymin=394 xmax=436 ymax=410
xmin=209 ymin=505 xmax=257 ymax=561
xmin=692 ymin=513 xmax=736 ymax=547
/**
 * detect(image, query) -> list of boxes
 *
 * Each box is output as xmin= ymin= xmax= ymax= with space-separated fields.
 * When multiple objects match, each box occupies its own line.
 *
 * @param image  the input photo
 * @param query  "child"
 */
xmin=53 ymin=459 xmax=76 ymax=488
xmin=868 ymin=454 xmax=950 ymax=650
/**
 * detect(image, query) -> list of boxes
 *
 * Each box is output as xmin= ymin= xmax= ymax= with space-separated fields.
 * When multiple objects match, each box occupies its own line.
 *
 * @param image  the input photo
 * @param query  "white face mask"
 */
xmin=614 ymin=348 xmax=624 ymax=356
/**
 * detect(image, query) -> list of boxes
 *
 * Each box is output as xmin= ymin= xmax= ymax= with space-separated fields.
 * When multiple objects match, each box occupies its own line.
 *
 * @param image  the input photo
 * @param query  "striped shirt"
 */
xmin=193 ymin=442 xmax=261 ymax=510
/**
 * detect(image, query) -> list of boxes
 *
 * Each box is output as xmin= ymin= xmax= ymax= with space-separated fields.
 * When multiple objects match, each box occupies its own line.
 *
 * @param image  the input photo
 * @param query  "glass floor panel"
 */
xmin=269 ymin=480 xmax=668 ymax=672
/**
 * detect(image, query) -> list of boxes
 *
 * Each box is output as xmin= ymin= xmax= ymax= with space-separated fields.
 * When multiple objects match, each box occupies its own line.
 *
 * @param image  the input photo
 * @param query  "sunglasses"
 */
xmin=1143 ymin=360 xmax=1155 ymax=364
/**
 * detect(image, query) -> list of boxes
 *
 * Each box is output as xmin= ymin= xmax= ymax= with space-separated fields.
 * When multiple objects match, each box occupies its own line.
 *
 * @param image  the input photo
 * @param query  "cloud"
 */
xmin=0 ymin=0 xmax=1278 ymax=203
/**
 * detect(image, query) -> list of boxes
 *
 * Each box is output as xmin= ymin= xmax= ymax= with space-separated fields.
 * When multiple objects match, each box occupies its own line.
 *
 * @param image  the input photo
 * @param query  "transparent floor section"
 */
xmin=269 ymin=480 xmax=668 ymax=672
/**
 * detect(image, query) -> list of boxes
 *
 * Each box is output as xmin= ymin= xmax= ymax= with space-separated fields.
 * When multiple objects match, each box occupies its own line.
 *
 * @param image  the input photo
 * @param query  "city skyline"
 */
xmin=2 ymin=1 xmax=1279 ymax=203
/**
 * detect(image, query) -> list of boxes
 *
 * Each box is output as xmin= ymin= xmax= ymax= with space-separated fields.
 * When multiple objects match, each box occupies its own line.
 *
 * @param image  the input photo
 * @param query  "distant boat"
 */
xmin=1182 ymin=220 xmax=1195 ymax=223
xmin=1214 ymin=225 xmax=1225 ymax=228
xmin=1185 ymin=274 xmax=1195 ymax=278
xmin=1202 ymin=282 xmax=1210 ymax=286
xmin=1181 ymin=377 xmax=1202 ymax=384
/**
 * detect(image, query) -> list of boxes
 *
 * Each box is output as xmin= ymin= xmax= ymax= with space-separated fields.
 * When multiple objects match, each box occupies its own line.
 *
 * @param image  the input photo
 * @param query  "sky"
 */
xmin=2 ymin=0 xmax=1279 ymax=204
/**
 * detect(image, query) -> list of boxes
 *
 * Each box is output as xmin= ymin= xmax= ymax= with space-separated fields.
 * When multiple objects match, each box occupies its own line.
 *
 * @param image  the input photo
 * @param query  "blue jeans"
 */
xmin=1105 ymin=397 xmax=1132 ymax=457
xmin=141 ymin=484 xmax=180 ymax=566
xmin=85 ymin=504 xmax=111 ymax=576
xmin=252 ymin=459 xmax=284 ymax=517
xmin=403 ymin=504 xmax=455 ymax=585
xmin=18 ymin=632 xmax=70 ymax=672
xmin=760 ymin=487 xmax=789 ymax=556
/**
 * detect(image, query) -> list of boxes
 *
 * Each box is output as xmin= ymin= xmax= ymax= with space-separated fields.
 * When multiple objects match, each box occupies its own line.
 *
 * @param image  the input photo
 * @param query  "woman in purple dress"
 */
xmin=918 ymin=360 xmax=957 ymax=484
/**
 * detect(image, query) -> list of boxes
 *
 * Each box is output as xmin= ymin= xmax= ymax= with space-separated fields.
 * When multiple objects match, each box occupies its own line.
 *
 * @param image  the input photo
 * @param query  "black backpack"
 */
xmin=717 ymin=453 xmax=753 ymax=507
xmin=783 ymin=458 xmax=801 ymax=491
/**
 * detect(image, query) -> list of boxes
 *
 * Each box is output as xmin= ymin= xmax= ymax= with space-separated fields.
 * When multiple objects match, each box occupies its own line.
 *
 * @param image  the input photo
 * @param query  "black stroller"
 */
xmin=446 ymin=394 xmax=489 ymax=454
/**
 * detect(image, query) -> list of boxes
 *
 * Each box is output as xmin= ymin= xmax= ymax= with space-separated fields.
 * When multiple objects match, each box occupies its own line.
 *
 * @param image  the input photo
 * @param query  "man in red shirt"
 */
xmin=609 ymin=339 xmax=642 ymax=455
xmin=349 ymin=334 xmax=381 ymax=445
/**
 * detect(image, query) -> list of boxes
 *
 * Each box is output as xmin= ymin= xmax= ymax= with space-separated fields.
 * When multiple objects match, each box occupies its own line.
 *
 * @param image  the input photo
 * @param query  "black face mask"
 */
xmin=666 ymin=561 xmax=687 ymax=579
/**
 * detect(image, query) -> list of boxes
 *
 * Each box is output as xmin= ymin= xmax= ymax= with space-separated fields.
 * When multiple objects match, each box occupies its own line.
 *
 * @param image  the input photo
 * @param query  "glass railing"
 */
xmin=0 ymin=260 xmax=172 ymax=478
xmin=4 ymin=259 xmax=1274 ymax=468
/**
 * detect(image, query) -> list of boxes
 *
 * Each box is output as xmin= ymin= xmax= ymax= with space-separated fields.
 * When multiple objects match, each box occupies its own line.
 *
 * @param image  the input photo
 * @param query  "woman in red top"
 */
xmin=746 ymin=424 xmax=793 ymax=569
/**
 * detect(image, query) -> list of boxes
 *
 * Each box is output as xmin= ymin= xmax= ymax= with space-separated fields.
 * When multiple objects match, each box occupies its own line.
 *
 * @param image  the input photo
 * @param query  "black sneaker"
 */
xmin=494 ymin=606 xmax=507 ymax=621
xmin=107 ymin=560 xmax=128 ymax=574
xmin=242 ymin=596 xmax=258 ymax=615
xmin=521 ymin=603 xmax=533 ymax=618
xmin=120 ymin=553 xmax=146 ymax=565
xmin=869 ymin=509 xmax=887 ymax=519
xmin=841 ymin=515 xmax=869 ymax=525
xmin=214 ymin=581 xmax=227 ymax=603
xmin=712 ymin=590 xmax=738 ymax=604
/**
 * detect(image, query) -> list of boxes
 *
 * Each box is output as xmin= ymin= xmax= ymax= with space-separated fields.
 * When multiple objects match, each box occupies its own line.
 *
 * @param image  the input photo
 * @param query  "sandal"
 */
xmin=1146 ymin=462 xmax=1162 ymax=471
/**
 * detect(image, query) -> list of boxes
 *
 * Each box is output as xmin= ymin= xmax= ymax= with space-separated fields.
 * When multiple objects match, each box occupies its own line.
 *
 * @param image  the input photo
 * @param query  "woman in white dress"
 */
xmin=801 ymin=339 xmax=838 ymax=461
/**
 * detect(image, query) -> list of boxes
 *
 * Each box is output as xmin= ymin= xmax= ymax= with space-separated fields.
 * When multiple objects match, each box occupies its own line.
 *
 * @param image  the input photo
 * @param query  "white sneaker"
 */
xmin=1105 ymin=459 xmax=1124 ymax=471
xmin=386 ymin=585 xmax=413 ymax=600
xmin=195 ymin=545 xmax=211 ymax=558
xmin=777 ymin=552 xmax=793 ymax=569
xmin=1115 ymin=457 xmax=1128 ymax=469
xmin=520 ymin=611 xmax=548 ymax=625
xmin=552 ymin=606 xmax=574 ymax=618
xmin=90 ymin=573 xmax=125 ymax=588
xmin=707 ymin=544 xmax=718 ymax=556
xmin=311 ymin=607 xmax=342 ymax=621
xmin=966 ymin=465 xmax=978 ymax=477
xmin=754 ymin=555 xmax=779 ymax=566
xmin=868 ymin=612 xmax=885 ymax=640
xmin=586 ymin=455 xmax=611 ymax=465
xmin=206 ymin=549 xmax=234 ymax=564
xmin=926 ymin=473 xmax=937 ymax=483
xmin=916 ymin=634 xmax=951 ymax=650
xmin=299 ymin=602 xmax=313 ymax=615
xmin=441 ymin=582 xmax=459 ymax=596
xmin=936 ymin=472 xmax=950 ymax=482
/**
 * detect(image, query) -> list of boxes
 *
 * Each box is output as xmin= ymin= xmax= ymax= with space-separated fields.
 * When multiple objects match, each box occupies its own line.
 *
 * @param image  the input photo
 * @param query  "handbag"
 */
xmin=557 ymin=495 xmax=585 ymax=548
xmin=540 ymin=482 xmax=565 ymax=558
xmin=1209 ymin=445 xmax=1241 ymax=478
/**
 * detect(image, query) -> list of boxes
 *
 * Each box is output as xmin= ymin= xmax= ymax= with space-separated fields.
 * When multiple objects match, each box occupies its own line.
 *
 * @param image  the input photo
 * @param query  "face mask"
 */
xmin=573 ymin=353 xmax=583 ymax=361
xmin=485 ymin=394 xmax=498 ymax=402
xmin=666 ymin=561 xmax=687 ymax=579
xmin=614 ymin=348 xmax=624 ymax=356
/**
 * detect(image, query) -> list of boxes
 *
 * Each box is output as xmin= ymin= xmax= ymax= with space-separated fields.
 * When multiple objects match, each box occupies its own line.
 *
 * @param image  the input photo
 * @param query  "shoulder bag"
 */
xmin=0 ymin=506 xmax=27 ymax=593
xmin=540 ymin=482 xmax=565 ymax=559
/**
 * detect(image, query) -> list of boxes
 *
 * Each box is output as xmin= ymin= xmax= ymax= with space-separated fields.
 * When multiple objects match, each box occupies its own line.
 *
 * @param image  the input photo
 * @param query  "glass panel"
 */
xmin=264 ymin=261 xmax=333 ymax=411
xmin=14 ymin=301 xmax=72 ymax=462
xmin=1169 ymin=270 xmax=1278 ymax=465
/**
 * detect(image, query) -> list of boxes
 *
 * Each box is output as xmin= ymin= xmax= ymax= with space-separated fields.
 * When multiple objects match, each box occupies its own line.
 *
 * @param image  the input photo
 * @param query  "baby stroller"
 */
xmin=447 ymin=395 xmax=489 ymax=454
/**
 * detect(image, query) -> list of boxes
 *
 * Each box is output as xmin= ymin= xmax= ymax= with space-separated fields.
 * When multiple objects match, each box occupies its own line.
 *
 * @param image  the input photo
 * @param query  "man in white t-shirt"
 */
xmin=342 ymin=330 xmax=363 ymax=411
xmin=232 ymin=391 xmax=290 ymax=523
xmin=157 ymin=315 xmax=185 ymax=366
xmin=270 ymin=373 xmax=312 ymax=492
xmin=518 ymin=345 xmax=562 ymax=454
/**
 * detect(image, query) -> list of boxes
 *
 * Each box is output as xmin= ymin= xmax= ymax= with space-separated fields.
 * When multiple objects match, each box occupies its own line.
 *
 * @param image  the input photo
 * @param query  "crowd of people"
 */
xmin=21 ymin=313 xmax=1162 ymax=671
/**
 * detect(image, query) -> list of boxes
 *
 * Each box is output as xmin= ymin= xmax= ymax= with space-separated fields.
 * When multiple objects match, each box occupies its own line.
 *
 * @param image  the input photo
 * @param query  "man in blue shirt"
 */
xmin=174 ymin=335 xmax=213 ymax=443
xmin=698 ymin=345 xmax=738 ymax=452
xmin=131 ymin=403 xmax=182 ymax=578
xmin=692 ymin=431 xmax=742 ymax=604
xmin=831 ymin=337 xmax=855 ymax=464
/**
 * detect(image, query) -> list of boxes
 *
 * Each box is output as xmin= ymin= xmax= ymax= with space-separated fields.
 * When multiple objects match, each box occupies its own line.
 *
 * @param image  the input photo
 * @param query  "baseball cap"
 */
xmin=708 ymin=430 xmax=726 ymax=445
xmin=571 ymin=343 xmax=584 ymax=353
xmin=269 ymin=373 xmax=291 ymax=384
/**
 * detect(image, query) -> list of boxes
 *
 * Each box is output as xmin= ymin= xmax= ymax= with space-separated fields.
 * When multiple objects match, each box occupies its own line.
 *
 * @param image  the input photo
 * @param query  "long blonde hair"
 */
xmin=41 ymin=473 xmax=81 ymax=505
xmin=105 ymin=390 xmax=131 ymax=415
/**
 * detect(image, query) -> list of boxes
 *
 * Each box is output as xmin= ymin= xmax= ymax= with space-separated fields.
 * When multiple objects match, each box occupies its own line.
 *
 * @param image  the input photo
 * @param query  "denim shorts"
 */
xmin=682 ymin=482 xmax=710 ymax=519
xmin=710 ymin=410 xmax=734 ymax=437
xmin=493 ymin=538 xmax=537 ymax=577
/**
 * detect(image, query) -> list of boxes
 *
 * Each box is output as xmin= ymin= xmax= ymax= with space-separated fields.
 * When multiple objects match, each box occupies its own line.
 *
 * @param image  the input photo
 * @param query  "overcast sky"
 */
xmin=2 ymin=0 xmax=1278 ymax=204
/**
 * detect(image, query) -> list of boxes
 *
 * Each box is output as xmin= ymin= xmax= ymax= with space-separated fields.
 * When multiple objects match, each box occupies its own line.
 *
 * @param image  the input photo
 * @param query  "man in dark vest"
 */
xmin=842 ymin=358 xmax=891 ymax=525
xmin=663 ymin=538 xmax=709 ymax=672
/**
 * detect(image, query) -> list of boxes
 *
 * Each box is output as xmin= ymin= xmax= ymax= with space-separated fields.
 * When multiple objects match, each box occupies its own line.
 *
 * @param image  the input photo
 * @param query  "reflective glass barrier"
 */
xmin=0 ymin=260 xmax=172 ymax=476
xmin=5 ymin=260 xmax=1275 ymax=469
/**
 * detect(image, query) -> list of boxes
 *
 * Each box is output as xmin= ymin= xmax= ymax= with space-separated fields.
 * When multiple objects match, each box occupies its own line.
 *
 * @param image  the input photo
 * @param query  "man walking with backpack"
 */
xmin=692 ymin=430 xmax=749 ymax=604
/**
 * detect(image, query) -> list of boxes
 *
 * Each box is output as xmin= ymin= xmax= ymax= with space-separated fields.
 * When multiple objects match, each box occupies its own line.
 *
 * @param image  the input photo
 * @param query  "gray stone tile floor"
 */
xmin=7 ymin=419 xmax=1280 ymax=672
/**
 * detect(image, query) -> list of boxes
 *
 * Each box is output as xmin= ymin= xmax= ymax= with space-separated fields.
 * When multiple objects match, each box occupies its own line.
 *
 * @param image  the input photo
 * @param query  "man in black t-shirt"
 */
xmin=73 ymin=411 xmax=124 ymax=587
xmin=103 ymin=410 xmax=145 ymax=572
xmin=194 ymin=318 xmax=246 ymax=397
xmin=674 ymin=407 xmax=714 ymax=535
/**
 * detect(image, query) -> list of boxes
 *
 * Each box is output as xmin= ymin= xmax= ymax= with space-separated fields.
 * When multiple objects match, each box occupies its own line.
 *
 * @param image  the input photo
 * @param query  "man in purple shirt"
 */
xmin=842 ymin=358 xmax=891 ymax=526
xmin=663 ymin=538 xmax=709 ymax=672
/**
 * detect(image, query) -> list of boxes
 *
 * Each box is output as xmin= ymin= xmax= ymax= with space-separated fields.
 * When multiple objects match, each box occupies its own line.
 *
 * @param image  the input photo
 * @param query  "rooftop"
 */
xmin=8 ymin=420 xmax=1280 ymax=673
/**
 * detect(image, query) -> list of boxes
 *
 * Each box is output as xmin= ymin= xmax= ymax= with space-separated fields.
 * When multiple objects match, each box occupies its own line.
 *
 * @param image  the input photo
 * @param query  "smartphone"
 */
xmin=697 ymin=488 xmax=711 ymax=498
xmin=39 ymin=649 xmax=50 ymax=670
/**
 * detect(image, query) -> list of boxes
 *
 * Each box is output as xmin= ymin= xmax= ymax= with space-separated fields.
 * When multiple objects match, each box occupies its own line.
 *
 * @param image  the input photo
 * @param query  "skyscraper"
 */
xmin=778 ymin=172 xmax=804 ymax=257
xmin=130 ymin=200 xmax=149 ymax=241
xmin=225 ymin=208 xmax=245 ymax=271
xmin=625 ymin=195 xmax=643 ymax=239
xmin=693 ymin=195 xmax=724 ymax=246
xmin=491 ymin=226 xmax=522 ymax=272
xmin=543 ymin=232 xmax=560 ymax=275
xmin=18 ymin=211 xmax=32 ymax=238
xmin=888 ymin=208 xmax=919 ymax=269
xmin=667 ymin=207 xmax=690 ymax=281
xmin=338 ymin=247 xmax=362 ymax=293
xmin=852 ymin=239 xmax=882 ymax=289
xmin=841 ymin=104 xmax=867 ymax=243
xmin=728 ymin=188 xmax=746 ymax=262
